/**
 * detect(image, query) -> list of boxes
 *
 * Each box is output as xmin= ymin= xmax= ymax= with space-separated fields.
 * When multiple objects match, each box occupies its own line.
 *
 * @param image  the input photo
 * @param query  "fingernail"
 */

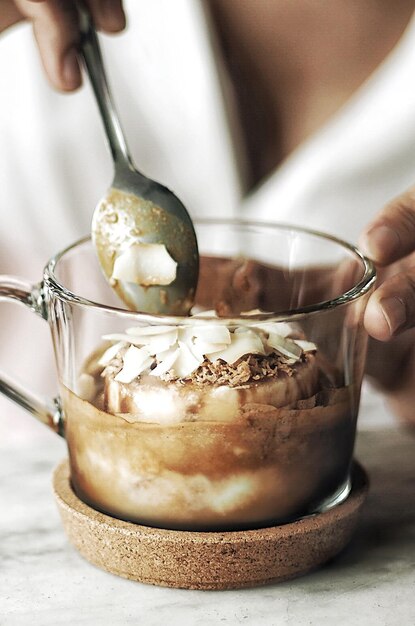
xmin=360 ymin=225 xmax=400 ymax=262
xmin=100 ymin=0 xmax=126 ymax=31
xmin=379 ymin=297 xmax=406 ymax=335
xmin=63 ymin=49 xmax=81 ymax=90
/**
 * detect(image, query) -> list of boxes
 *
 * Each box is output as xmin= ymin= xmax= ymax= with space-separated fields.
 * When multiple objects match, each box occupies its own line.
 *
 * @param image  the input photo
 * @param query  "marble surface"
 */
xmin=1 ymin=400 xmax=415 ymax=626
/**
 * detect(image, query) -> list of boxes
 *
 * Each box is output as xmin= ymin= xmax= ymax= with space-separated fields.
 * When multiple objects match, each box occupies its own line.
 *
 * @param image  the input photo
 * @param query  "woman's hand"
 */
xmin=0 ymin=0 xmax=125 ymax=91
xmin=360 ymin=187 xmax=415 ymax=425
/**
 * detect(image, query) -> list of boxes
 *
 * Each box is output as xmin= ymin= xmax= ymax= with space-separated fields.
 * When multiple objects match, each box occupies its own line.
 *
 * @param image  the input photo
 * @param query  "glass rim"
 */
xmin=43 ymin=219 xmax=376 ymax=324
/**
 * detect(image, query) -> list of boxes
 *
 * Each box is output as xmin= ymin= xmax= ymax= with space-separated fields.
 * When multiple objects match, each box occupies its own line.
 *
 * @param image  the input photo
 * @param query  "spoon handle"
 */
xmin=78 ymin=4 xmax=132 ymax=170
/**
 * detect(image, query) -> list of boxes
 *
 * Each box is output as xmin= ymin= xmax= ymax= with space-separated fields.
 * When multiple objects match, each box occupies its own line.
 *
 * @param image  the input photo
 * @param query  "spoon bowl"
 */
xmin=79 ymin=5 xmax=198 ymax=315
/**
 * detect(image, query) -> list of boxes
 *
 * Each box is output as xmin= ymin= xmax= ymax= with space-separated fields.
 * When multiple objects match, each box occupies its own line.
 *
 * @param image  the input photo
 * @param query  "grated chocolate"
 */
xmin=163 ymin=352 xmax=309 ymax=387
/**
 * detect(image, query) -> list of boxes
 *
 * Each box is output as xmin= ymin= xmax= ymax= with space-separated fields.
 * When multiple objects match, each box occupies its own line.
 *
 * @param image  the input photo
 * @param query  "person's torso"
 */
xmin=208 ymin=0 xmax=415 ymax=190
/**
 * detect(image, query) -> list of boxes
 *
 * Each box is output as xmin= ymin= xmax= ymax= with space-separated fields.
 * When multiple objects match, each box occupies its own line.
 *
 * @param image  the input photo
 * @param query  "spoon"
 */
xmin=78 ymin=5 xmax=199 ymax=315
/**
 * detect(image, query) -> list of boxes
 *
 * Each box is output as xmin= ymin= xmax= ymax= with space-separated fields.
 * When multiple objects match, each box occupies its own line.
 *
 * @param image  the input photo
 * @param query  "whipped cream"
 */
xmin=102 ymin=313 xmax=316 ymax=383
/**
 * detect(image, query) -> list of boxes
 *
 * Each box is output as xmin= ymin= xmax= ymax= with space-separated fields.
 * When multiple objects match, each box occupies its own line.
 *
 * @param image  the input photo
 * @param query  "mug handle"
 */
xmin=0 ymin=275 xmax=63 ymax=436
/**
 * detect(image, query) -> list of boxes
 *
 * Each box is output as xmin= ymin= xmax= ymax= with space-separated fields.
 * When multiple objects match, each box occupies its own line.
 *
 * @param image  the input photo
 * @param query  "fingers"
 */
xmin=26 ymin=0 xmax=126 ymax=32
xmin=14 ymin=0 xmax=126 ymax=91
xmin=0 ymin=1 xmax=24 ymax=31
xmin=27 ymin=0 xmax=82 ymax=91
xmin=364 ymin=268 xmax=415 ymax=341
xmin=359 ymin=187 xmax=415 ymax=266
xmin=88 ymin=0 xmax=126 ymax=33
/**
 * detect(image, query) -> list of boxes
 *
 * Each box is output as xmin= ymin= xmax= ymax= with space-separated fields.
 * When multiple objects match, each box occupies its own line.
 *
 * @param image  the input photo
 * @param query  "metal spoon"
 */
xmin=78 ymin=6 xmax=199 ymax=315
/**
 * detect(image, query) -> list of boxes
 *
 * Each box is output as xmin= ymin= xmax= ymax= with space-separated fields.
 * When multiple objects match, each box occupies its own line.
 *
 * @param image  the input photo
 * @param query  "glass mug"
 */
xmin=0 ymin=221 xmax=375 ymax=531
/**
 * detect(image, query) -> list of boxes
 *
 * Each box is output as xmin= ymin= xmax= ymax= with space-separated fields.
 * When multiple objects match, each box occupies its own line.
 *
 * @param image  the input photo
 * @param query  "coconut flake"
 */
xmin=126 ymin=325 xmax=175 ymax=336
xmin=251 ymin=321 xmax=293 ymax=337
xmin=111 ymin=242 xmax=177 ymax=286
xmin=98 ymin=341 xmax=125 ymax=366
xmin=150 ymin=348 xmax=180 ymax=378
xmin=192 ymin=325 xmax=231 ymax=344
xmin=295 ymin=339 xmax=317 ymax=352
xmin=192 ymin=338 xmax=229 ymax=360
xmin=128 ymin=330 xmax=178 ymax=355
xmin=192 ymin=309 xmax=218 ymax=318
xmin=178 ymin=327 xmax=194 ymax=343
xmin=115 ymin=345 xmax=153 ymax=383
xmin=105 ymin=330 xmax=177 ymax=352
xmin=173 ymin=341 xmax=204 ymax=377
xmin=208 ymin=330 xmax=265 ymax=364
xmin=267 ymin=333 xmax=302 ymax=360
xmin=103 ymin=332 xmax=151 ymax=346
xmin=240 ymin=308 xmax=273 ymax=316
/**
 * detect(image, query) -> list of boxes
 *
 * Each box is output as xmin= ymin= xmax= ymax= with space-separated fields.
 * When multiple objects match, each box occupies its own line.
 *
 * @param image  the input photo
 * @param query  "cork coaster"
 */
xmin=53 ymin=460 xmax=368 ymax=590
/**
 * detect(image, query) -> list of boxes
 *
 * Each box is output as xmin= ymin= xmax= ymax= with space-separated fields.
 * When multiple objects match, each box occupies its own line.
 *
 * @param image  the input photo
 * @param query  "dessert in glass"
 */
xmin=0 ymin=221 xmax=375 ymax=531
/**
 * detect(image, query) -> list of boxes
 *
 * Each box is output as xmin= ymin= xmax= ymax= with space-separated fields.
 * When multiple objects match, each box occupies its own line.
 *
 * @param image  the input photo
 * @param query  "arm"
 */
xmin=0 ymin=0 xmax=125 ymax=91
